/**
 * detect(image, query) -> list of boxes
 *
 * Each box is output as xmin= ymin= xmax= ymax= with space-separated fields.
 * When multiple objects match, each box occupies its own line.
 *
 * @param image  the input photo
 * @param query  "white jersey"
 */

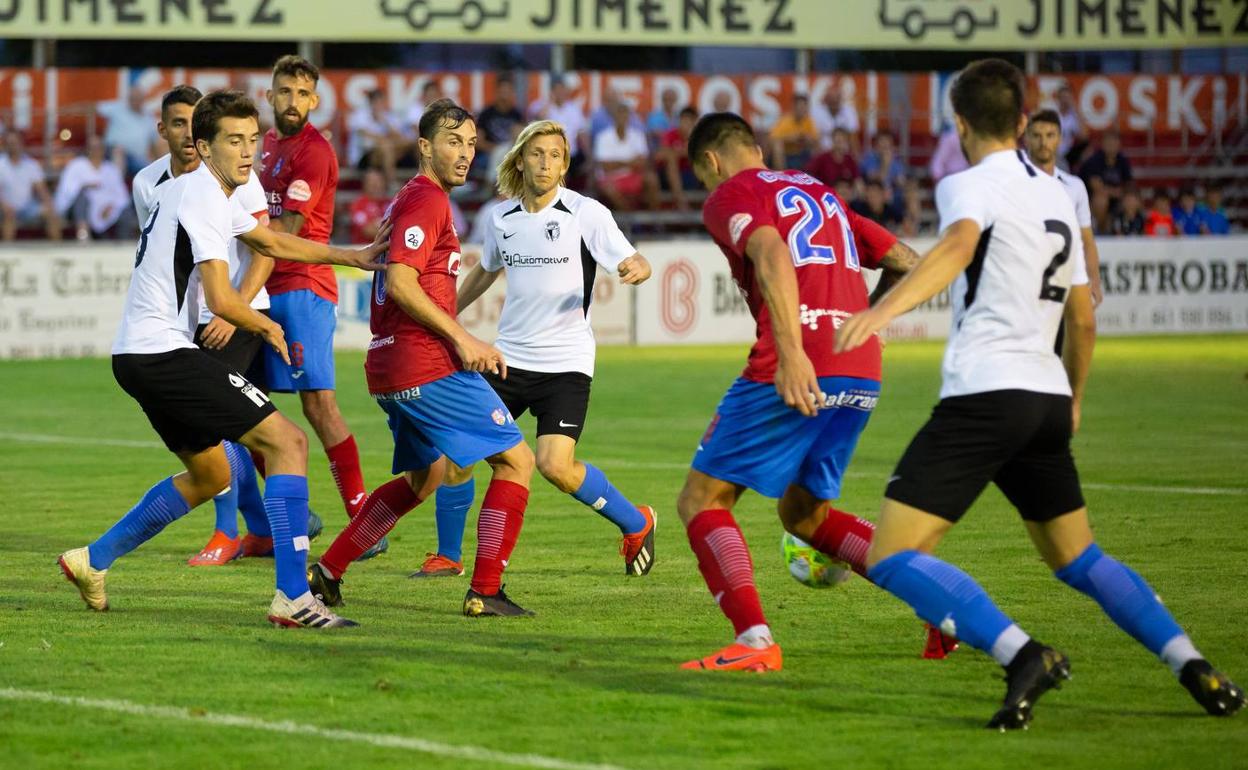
xmin=113 ymin=164 xmax=260 ymax=355
xmin=133 ymin=154 xmax=270 ymax=323
xmin=935 ymin=149 xmax=1088 ymax=400
xmin=480 ymin=187 xmax=635 ymax=377
xmin=1053 ymin=169 xmax=1091 ymax=230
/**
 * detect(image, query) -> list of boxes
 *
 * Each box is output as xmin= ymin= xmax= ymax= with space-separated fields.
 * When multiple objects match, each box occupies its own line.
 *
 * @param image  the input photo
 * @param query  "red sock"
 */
xmin=686 ymin=509 xmax=767 ymax=635
xmin=807 ymin=507 xmax=875 ymax=577
xmin=250 ymin=450 xmax=267 ymax=479
xmin=469 ymin=479 xmax=529 ymax=595
xmin=326 ymin=435 xmax=367 ymax=518
xmin=320 ymin=477 xmax=421 ymax=579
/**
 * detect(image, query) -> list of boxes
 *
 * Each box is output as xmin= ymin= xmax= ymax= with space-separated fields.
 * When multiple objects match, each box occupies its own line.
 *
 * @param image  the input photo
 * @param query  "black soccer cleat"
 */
xmin=307 ymin=562 xmax=344 ymax=607
xmin=1180 ymin=659 xmax=1246 ymax=717
xmin=463 ymin=585 xmax=535 ymax=617
xmin=987 ymin=640 xmax=1071 ymax=731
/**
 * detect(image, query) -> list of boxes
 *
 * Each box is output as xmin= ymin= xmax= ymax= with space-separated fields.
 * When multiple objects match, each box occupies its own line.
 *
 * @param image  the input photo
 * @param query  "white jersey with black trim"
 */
xmin=1054 ymin=169 xmax=1092 ymax=230
xmin=480 ymin=186 xmax=636 ymax=377
xmin=935 ymin=149 xmax=1089 ymax=400
xmin=113 ymin=163 xmax=260 ymax=355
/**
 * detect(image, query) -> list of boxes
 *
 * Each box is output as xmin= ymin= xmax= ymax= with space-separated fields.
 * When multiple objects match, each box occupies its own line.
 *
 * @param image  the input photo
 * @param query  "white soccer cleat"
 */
xmin=58 ymin=546 xmax=109 ymax=611
xmin=266 ymin=590 xmax=359 ymax=629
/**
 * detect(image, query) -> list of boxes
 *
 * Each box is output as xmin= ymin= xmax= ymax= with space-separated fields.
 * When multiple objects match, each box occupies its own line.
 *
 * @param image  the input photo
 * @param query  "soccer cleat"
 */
xmin=239 ymin=533 xmax=274 ymax=558
xmin=409 ymin=552 xmax=464 ymax=578
xmin=680 ymin=642 xmax=783 ymax=672
xmin=187 ymin=530 xmax=242 ymax=566
xmin=1179 ymin=659 xmax=1246 ymax=717
xmin=267 ymin=589 xmax=357 ymax=628
xmin=922 ymin=622 xmax=960 ymax=660
xmin=307 ymin=509 xmax=324 ymax=541
xmin=986 ymin=641 xmax=1071 ymax=731
xmin=307 ymin=562 xmax=344 ymax=607
xmin=57 ymin=546 xmax=109 ymax=611
xmin=355 ymin=535 xmax=390 ymax=562
xmin=620 ymin=505 xmax=657 ymax=576
xmin=463 ymin=585 xmax=535 ymax=617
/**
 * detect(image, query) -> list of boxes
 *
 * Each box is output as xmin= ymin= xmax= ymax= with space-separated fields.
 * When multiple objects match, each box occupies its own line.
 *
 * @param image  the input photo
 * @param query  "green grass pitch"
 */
xmin=1 ymin=337 xmax=1245 ymax=769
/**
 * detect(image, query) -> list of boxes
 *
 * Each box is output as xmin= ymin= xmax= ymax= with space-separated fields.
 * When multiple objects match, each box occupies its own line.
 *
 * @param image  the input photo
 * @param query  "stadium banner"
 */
xmin=0 ymin=0 xmax=1245 ymax=49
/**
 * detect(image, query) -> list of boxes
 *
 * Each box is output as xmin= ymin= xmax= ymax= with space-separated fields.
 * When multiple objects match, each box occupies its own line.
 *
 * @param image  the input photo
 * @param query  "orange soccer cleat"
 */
xmin=922 ymin=622 xmax=960 ymax=659
xmin=680 ymin=642 xmax=783 ymax=672
xmin=187 ymin=530 xmax=242 ymax=566
xmin=620 ymin=505 xmax=657 ymax=576
xmin=239 ymin=533 xmax=275 ymax=558
xmin=408 ymin=553 xmax=464 ymax=579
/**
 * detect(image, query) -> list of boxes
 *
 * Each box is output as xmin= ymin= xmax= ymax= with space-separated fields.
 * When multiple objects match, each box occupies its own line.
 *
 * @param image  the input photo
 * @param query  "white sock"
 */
xmin=990 ymin=624 xmax=1031 ymax=667
xmin=736 ymin=624 xmax=774 ymax=650
xmin=1160 ymin=635 xmax=1201 ymax=676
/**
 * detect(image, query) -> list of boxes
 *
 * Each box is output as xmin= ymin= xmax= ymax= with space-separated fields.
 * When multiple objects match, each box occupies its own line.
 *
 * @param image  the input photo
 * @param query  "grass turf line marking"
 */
xmin=0 ymin=688 xmax=629 ymax=770
xmin=4 ymin=431 xmax=1246 ymax=497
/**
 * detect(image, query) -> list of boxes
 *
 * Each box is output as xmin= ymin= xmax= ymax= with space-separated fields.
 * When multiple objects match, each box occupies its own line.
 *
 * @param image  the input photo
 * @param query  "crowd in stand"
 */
xmin=0 ymin=74 xmax=1235 ymax=243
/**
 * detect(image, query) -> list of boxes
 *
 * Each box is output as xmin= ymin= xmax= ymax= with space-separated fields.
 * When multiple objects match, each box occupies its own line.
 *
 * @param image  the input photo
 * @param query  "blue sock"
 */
xmin=88 ymin=477 xmax=191 ymax=570
xmin=264 ymin=474 xmax=310 ymax=599
xmin=868 ymin=550 xmax=1017 ymax=654
xmin=211 ymin=442 xmax=245 ymax=538
xmin=434 ymin=478 xmax=475 ymax=563
xmin=571 ymin=463 xmax=646 ymax=534
xmin=227 ymin=443 xmax=270 ymax=537
xmin=1056 ymin=543 xmax=1187 ymax=658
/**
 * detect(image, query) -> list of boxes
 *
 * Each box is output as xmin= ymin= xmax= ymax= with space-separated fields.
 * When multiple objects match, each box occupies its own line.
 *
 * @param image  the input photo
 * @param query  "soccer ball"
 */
xmin=781 ymin=532 xmax=852 ymax=588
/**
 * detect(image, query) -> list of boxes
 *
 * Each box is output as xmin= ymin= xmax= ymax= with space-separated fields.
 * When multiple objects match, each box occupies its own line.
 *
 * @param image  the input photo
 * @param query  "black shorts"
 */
xmin=482 ymin=367 xmax=592 ymax=441
xmin=194 ymin=309 xmax=268 ymax=380
xmin=885 ymin=389 xmax=1085 ymax=523
xmin=112 ymin=349 xmax=277 ymax=454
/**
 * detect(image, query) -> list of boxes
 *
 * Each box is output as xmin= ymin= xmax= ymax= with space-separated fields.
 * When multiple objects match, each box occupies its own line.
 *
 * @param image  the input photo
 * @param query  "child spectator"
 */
xmin=1198 ymin=186 xmax=1230 ymax=235
xmin=1143 ymin=191 xmax=1176 ymax=237
xmin=1171 ymin=188 xmax=1202 ymax=235
xmin=1112 ymin=188 xmax=1146 ymax=235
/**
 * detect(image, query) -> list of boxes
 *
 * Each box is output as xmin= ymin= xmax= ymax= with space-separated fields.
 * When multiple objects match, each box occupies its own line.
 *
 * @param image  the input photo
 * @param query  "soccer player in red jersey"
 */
xmin=239 ymin=56 xmax=371 ymax=542
xmin=307 ymin=99 xmax=539 ymax=617
xmin=675 ymin=113 xmax=922 ymax=671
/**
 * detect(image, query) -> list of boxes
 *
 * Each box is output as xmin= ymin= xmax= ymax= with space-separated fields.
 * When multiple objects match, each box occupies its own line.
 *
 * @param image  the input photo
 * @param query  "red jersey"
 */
xmin=349 ymin=195 xmax=388 ymax=244
xmin=259 ymin=122 xmax=340 ymax=302
xmin=702 ymin=168 xmax=897 ymax=384
xmin=364 ymin=175 xmax=464 ymax=394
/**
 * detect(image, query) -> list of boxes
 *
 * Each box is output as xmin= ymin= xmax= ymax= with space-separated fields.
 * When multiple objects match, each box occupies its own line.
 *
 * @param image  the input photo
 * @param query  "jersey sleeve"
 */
xmin=935 ymin=173 xmax=992 ymax=233
xmin=237 ymin=172 xmax=269 ymax=217
xmin=580 ymin=198 xmax=636 ymax=271
xmin=479 ymin=207 xmax=504 ymax=273
xmin=132 ymin=177 xmax=153 ymax=227
xmin=283 ymin=140 xmax=335 ymax=216
xmin=389 ymin=191 xmax=444 ymax=272
xmin=1072 ymin=179 xmax=1092 ymax=230
xmin=179 ymin=186 xmax=241 ymax=264
xmin=843 ymin=201 xmax=897 ymax=271
xmin=702 ymin=179 xmax=775 ymax=259
xmin=1069 ymin=217 xmax=1089 ymax=287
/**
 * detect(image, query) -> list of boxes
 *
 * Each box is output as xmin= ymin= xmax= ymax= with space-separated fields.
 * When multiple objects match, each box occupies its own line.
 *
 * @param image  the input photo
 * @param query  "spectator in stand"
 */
xmin=1143 ymin=191 xmax=1177 ymax=237
xmin=476 ymin=75 xmax=524 ymax=169
xmin=1171 ymin=188 xmax=1203 ymax=235
xmin=929 ymin=124 xmax=970 ymax=183
xmin=657 ymin=106 xmax=699 ymax=210
xmin=850 ymin=178 xmax=903 ymax=231
xmin=860 ymin=130 xmax=908 ymax=207
xmin=1112 ymin=187 xmax=1146 ymax=235
xmin=812 ymin=83 xmax=859 ymax=150
xmin=347 ymin=89 xmax=411 ymax=188
xmin=769 ymin=93 xmax=820 ymax=169
xmin=590 ymin=86 xmax=645 ymax=142
xmin=0 ymin=129 xmax=60 ymax=241
xmin=805 ymin=127 xmax=860 ymax=189
xmin=53 ymin=135 xmax=130 ymax=240
xmin=347 ymin=168 xmax=390 ymax=244
xmin=405 ymin=79 xmax=444 ymax=133
xmin=646 ymin=87 xmax=681 ymax=138
xmin=832 ymin=178 xmax=854 ymax=208
xmin=900 ymin=177 xmax=925 ymax=237
xmin=1080 ymin=129 xmax=1132 ymax=203
xmin=1199 ymin=186 xmax=1230 ymax=235
xmin=710 ymin=91 xmax=733 ymax=114
xmin=593 ymin=100 xmax=659 ymax=212
xmin=1089 ymin=186 xmax=1112 ymax=235
xmin=98 ymin=88 xmax=160 ymax=177
xmin=1056 ymin=82 xmax=1087 ymax=169
xmin=530 ymin=75 xmax=588 ymax=175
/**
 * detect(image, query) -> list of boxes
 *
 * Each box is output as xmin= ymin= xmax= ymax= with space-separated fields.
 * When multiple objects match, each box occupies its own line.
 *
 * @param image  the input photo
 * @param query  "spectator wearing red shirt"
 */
xmin=1143 ymin=192 xmax=1176 ymax=237
xmin=348 ymin=168 xmax=390 ymax=244
xmin=805 ymin=128 xmax=860 ymax=189
xmin=657 ymin=107 xmax=699 ymax=210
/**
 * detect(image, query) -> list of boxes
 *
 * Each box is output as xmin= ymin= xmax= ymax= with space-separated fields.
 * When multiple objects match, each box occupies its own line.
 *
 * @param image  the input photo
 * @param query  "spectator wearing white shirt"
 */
xmin=54 ymin=135 xmax=131 ymax=240
xmin=0 ymin=129 xmax=60 ymax=241
xmin=529 ymin=76 xmax=589 ymax=173
xmin=347 ymin=88 xmax=412 ymax=187
xmin=593 ymin=101 xmax=659 ymax=211
xmin=404 ymin=80 xmax=443 ymax=137
xmin=1056 ymin=83 xmax=1086 ymax=168
xmin=812 ymin=85 xmax=860 ymax=151
xmin=929 ymin=125 xmax=970 ymax=183
xmin=589 ymin=87 xmax=645 ymax=144
xmin=98 ymin=89 xmax=160 ymax=177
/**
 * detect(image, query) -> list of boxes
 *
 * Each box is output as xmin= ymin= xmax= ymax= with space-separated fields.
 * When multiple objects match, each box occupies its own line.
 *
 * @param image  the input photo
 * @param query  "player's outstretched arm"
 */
xmin=456 ymin=263 xmax=502 ymax=314
xmin=1061 ymin=283 xmax=1096 ymax=432
xmin=616 ymin=253 xmax=652 ymax=285
xmin=239 ymin=219 xmax=390 ymax=271
xmin=745 ymin=226 xmax=823 ymax=418
xmin=835 ymin=218 xmax=980 ymax=353
xmin=869 ymin=240 xmax=921 ymax=306
xmin=1080 ymin=227 xmax=1104 ymax=307
xmin=200 ymin=260 xmax=289 ymax=364
xmin=386 ymin=261 xmax=507 ymax=378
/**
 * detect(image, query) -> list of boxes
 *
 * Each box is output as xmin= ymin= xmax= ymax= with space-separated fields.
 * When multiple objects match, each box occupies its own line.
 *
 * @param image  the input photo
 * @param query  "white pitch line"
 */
xmin=0 ymin=688 xmax=629 ymax=770
xmin=4 ymin=432 xmax=1245 ymax=497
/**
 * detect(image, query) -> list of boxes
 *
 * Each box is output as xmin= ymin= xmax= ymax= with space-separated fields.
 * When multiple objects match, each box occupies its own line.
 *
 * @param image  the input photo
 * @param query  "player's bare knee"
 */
xmin=536 ymin=456 xmax=577 ymax=493
xmin=444 ymin=461 xmax=474 ymax=486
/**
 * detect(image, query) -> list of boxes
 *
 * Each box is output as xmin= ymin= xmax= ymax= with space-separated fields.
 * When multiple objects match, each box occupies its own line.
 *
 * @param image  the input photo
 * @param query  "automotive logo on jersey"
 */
xmin=378 ymin=0 xmax=510 ymax=32
xmin=500 ymin=249 xmax=569 ymax=268
xmin=545 ymin=220 xmax=560 ymax=242
xmin=287 ymin=179 xmax=312 ymax=202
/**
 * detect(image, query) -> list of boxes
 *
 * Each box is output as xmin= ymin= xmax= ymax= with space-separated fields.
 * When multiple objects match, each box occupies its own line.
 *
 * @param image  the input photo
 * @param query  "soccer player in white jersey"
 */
xmin=133 ymin=85 xmax=277 ymax=566
xmin=58 ymin=91 xmax=387 ymax=629
xmin=1024 ymin=108 xmax=1103 ymax=308
xmin=415 ymin=120 xmax=657 ymax=579
xmin=836 ymin=59 xmax=1243 ymax=729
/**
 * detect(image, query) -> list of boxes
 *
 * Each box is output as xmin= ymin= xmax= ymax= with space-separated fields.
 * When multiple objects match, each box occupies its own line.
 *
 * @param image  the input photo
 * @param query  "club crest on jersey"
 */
xmin=728 ymin=213 xmax=753 ymax=245
xmin=404 ymin=225 xmax=425 ymax=250
xmin=545 ymin=220 xmax=560 ymax=242
xmin=273 ymin=157 xmax=285 ymax=176
xmin=287 ymin=179 xmax=312 ymax=202
xmin=491 ymin=408 xmax=507 ymax=426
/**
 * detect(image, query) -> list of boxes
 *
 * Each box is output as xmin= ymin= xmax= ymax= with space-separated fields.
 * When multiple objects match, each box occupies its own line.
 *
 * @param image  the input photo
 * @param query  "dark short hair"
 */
xmin=272 ymin=54 xmax=319 ymax=85
xmin=1028 ymin=108 xmax=1061 ymax=129
xmin=951 ymin=58 xmax=1025 ymax=141
xmin=193 ymin=90 xmax=259 ymax=145
xmin=864 ymin=178 xmax=886 ymax=191
xmin=418 ymin=98 xmax=474 ymax=142
xmin=687 ymin=112 xmax=756 ymax=169
xmin=422 ymin=80 xmax=441 ymax=95
xmin=161 ymin=85 xmax=202 ymax=118
xmin=679 ymin=106 xmax=698 ymax=120
xmin=367 ymin=88 xmax=385 ymax=101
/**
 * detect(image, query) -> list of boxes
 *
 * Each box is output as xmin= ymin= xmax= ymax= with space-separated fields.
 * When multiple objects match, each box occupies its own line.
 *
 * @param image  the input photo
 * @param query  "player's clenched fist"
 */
xmin=774 ymin=351 xmax=824 ymax=418
xmin=617 ymin=254 xmax=652 ymax=285
xmin=455 ymin=334 xmax=509 ymax=379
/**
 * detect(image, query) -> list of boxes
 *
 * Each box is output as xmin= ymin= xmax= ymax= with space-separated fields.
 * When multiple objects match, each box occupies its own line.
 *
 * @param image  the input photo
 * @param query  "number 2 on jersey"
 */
xmin=1039 ymin=219 xmax=1073 ymax=303
xmin=774 ymin=186 xmax=860 ymax=271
